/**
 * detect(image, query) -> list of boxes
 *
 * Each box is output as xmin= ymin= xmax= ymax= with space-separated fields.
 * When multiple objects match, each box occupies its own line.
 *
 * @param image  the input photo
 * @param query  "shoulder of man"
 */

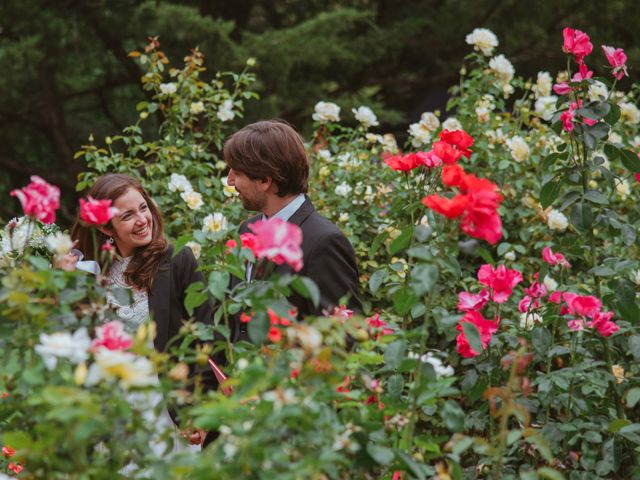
xmin=239 ymin=214 xmax=263 ymax=234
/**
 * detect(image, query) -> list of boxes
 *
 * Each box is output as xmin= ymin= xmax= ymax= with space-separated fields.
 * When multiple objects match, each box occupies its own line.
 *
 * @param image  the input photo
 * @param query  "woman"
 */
xmin=69 ymin=173 xmax=216 ymax=452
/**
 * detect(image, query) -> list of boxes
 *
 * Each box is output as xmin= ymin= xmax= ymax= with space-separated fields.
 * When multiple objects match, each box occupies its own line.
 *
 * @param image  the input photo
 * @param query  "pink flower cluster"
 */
xmin=556 ymin=27 xmax=628 ymax=95
xmin=542 ymin=246 xmax=570 ymax=268
xmin=455 ymin=263 xmax=522 ymax=357
xmin=10 ymin=175 xmax=60 ymax=224
xmin=559 ymin=100 xmax=597 ymax=133
xmin=248 ymin=217 xmax=304 ymax=272
xmin=557 ymin=293 xmax=619 ymax=336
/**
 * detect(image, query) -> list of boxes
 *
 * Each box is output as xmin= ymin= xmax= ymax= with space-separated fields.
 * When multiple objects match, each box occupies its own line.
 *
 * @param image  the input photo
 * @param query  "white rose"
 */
xmin=317 ymin=149 xmax=332 ymax=161
xmin=190 ymin=101 xmax=205 ymax=114
xmin=168 ymin=173 xmax=193 ymax=193
xmin=475 ymin=106 xmax=490 ymax=123
xmin=203 ymin=212 xmax=228 ymax=234
xmin=221 ymin=177 xmax=237 ymax=197
xmin=615 ymin=179 xmax=630 ymax=200
xmin=465 ymin=28 xmax=499 ymax=56
xmin=634 ymin=270 xmax=640 ymax=286
xmin=352 ymin=106 xmax=379 ymax=128
xmin=520 ymin=312 xmax=542 ymax=330
xmin=504 ymin=251 xmax=516 ymax=261
xmin=217 ymin=99 xmax=235 ymax=122
xmin=442 ymin=117 xmax=463 ymax=131
xmin=338 ymin=212 xmax=349 ymax=223
xmin=535 ymin=95 xmax=558 ymax=121
xmin=35 ymin=327 xmax=91 ymax=370
xmin=489 ymin=54 xmax=515 ymax=86
xmin=543 ymin=275 xmax=558 ymax=292
xmin=181 ymin=191 xmax=203 ymax=210
xmin=408 ymin=122 xmax=432 ymax=145
xmin=506 ymin=136 xmax=530 ymax=163
xmin=547 ymin=209 xmax=568 ymax=231
xmin=420 ymin=112 xmax=440 ymax=131
xmin=380 ymin=133 xmax=398 ymax=153
xmin=608 ymin=132 xmax=622 ymax=144
xmin=45 ymin=232 xmax=74 ymax=255
xmin=186 ymin=241 xmax=202 ymax=259
xmin=85 ymin=349 xmax=156 ymax=389
xmin=533 ymin=71 xmax=552 ymax=98
xmin=619 ymin=102 xmax=640 ymax=124
xmin=312 ymin=101 xmax=340 ymax=123
xmin=588 ymin=81 xmax=608 ymax=101
xmin=335 ymin=182 xmax=352 ymax=197
xmin=419 ymin=352 xmax=455 ymax=378
xmin=632 ymin=136 xmax=640 ymax=150
xmin=159 ymin=82 xmax=177 ymax=95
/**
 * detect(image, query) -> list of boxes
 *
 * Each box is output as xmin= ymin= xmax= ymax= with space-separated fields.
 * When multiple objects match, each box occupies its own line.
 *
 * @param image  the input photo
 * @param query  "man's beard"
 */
xmin=240 ymin=194 xmax=264 ymax=212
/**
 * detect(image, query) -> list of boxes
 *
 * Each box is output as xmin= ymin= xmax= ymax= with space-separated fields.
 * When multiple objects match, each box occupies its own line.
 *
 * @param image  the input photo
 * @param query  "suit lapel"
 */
xmin=286 ymin=196 xmax=314 ymax=227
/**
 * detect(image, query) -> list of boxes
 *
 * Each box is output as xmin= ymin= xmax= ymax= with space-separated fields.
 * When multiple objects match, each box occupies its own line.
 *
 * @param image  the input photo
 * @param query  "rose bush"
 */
xmin=2 ymin=29 xmax=640 ymax=479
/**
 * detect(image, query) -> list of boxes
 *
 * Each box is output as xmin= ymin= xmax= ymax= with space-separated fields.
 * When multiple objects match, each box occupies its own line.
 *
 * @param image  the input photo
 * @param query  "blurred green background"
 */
xmin=1 ymin=0 xmax=639 ymax=224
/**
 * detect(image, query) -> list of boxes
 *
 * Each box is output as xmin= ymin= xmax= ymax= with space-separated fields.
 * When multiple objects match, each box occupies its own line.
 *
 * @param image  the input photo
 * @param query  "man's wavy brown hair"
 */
xmin=71 ymin=174 xmax=168 ymax=292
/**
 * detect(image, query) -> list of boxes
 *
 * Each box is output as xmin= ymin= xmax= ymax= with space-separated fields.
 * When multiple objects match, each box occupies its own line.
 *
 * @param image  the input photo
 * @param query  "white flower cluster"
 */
xmin=619 ymin=102 xmax=640 ymax=124
xmin=588 ymin=81 xmax=608 ymax=102
xmin=159 ymin=82 xmax=177 ymax=95
xmin=312 ymin=101 xmax=341 ymax=123
xmin=533 ymin=71 xmax=552 ymax=98
xmin=168 ymin=173 xmax=193 ymax=193
xmin=535 ymin=96 xmax=558 ymax=121
xmin=520 ymin=311 xmax=542 ymax=330
xmin=475 ymin=94 xmax=495 ymax=123
xmin=1 ymin=216 xmax=48 ymax=256
xmin=408 ymin=112 xmax=440 ymax=146
xmin=442 ymin=117 xmax=463 ymax=131
xmin=408 ymin=351 xmax=454 ymax=378
xmin=465 ymin=28 xmax=499 ymax=56
xmin=335 ymin=182 xmax=352 ymax=197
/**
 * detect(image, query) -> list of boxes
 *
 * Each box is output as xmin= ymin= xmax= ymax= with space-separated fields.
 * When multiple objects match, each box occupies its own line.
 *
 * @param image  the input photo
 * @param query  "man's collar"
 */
xmin=264 ymin=193 xmax=306 ymax=222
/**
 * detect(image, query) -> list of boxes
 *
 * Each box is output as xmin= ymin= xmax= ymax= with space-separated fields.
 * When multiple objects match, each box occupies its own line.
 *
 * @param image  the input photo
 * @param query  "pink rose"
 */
xmin=562 ymin=27 xmax=593 ymax=62
xmin=455 ymin=310 xmax=499 ymax=358
xmin=602 ymin=45 xmax=628 ymax=80
xmin=560 ymin=108 xmax=575 ymax=132
xmin=542 ymin=246 xmax=570 ymax=268
xmin=588 ymin=311 xmax=619 ymax=337
xmin=10 ymin=175 xmax=60 ymax=224
xmin=249 ymin=217 xmax=303 ymax=272
xmin=457 ymin=289 xmax=490 ymax=312
xmin=91 ymin=321 xmax=132 ymax=351
xmin=553 ymin=82 xmax=573 ymax=95
xmin=416 ymin=150 xmax=443 ymax=168
xmin=548 ymin=291 xmax=563 ymax=304
xmin=571 ymin=61 xmax=593 ymax=82
xmin=562 ymin=292 xmax=602 ymax=318
xmin=79 ymin=196 xmax=119 ymax=225
xmin=477 ymin=264 xmax=523 ymax=303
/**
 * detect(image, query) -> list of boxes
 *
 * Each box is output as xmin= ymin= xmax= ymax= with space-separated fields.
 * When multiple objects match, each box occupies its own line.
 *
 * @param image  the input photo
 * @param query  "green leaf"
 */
xmin=620 ymin=149 xmax=640 ymax=172
xmin=584 ymin=189 xmax=609 ymax=205
xmin=441 ymin=400 xmax=465 ymax=432
xmin=389 ymin=226 xmax=414 ymax=255
xmin=532 ymin=327 xmax=552 ymax=356
xmin=537 ymin=467 xmax=565 ymax=480
xmin=570 ymin=202 xmax=593 ymax=232
xmin=626 ymin=388 xmax=640 ymax=408
xmin=410 ymin=264 xmax=438 ymax=296
xmin=369 ymin=230 xmax=389 ymax=257
xmin=608 ymin=418 xmax=631 ymax=433
xmin=366 ymin=443 xmax=395 ymax=465
xmin=629 ymin=336 xmax=640 ymax=361
xmin=620 ymin=224 xmax=636 ymax=246
xmin=291 ymin=276 xmax=320 ymax=307
xmin=384 ymin=340 xmax=407 ymax=369
xmin=387 ymin=374 xmax=404 ymax=398
xmin=540 ymin=179 xmax=562 ymax=209
xmin=612 ymin=278 xmax=640 ymax=322
xmin=393 ymin=287 xmax=418 ymax=315
xmin=247 ymin=310 xmax=268 ymax=344
xmin=208 ymin=271 xmax=230 ymax=301
xmin=184 ymin=282 xmax=208 ymax=316
xmin=461 ymin=321 xmax=483 ymax=355
xmin=369 ymin=269 xmax=388 ymax=295
xmin=604 ymin=102 xmax=621 ymax=126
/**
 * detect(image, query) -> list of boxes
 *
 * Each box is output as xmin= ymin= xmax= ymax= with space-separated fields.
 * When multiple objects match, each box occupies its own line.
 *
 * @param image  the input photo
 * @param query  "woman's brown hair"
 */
xmin=71 ymin=174 xmax=168 ymax=292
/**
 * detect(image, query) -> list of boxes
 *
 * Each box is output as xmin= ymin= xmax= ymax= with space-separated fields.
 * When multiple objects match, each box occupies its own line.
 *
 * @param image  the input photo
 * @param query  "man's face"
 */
xmin=227 ymin=168 xmax=267 ymax=212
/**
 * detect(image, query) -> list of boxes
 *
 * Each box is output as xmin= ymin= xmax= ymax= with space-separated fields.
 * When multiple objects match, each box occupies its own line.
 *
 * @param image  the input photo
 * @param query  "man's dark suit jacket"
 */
xmin=231 ymin=196 xmax=362 ymax=341
xmin=148 ymin=245 xmax=221 ymax=425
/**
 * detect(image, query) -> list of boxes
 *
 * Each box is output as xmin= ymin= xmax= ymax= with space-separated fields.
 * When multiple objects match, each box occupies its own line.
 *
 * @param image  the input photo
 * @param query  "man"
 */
xmin=225 ymin=119 xmax=362 ymax=340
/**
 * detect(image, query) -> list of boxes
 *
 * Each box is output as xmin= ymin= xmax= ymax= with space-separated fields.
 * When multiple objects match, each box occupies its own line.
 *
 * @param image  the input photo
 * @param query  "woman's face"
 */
xmin=106 ymin=188 xmax=154 ymax=257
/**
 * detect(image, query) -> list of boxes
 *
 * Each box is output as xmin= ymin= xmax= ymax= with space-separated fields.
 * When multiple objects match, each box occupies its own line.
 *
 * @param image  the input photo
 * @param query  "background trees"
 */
xmin=1 ymin=0 xmax=639 ymax=222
